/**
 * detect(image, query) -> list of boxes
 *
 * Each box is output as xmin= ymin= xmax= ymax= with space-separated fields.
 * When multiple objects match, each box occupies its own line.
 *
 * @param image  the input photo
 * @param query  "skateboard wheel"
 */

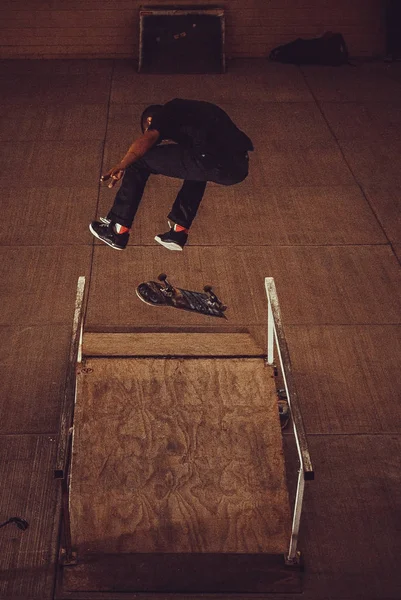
xmin=203 ymin=285 xmax=212 ymax=292
xmin=158 ymin=273 xmax=167 ymax=281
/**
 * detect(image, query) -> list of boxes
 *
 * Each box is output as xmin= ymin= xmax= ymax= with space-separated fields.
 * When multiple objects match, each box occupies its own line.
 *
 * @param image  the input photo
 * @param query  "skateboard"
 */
xmin=136 ymin=274 xmax=228 ymax=318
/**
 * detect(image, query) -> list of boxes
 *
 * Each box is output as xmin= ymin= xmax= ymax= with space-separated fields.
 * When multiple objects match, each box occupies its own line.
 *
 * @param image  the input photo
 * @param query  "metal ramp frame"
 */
xmin=54 ymin=276 xmax=313 ymax=597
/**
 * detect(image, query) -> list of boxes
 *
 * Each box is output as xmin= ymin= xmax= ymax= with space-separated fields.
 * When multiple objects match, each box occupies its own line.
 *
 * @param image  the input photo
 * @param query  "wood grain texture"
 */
xmin=0 ymin=434 xmax=60 ymax=600
xmin=83 ymin=332 xmax=265 ymax=356
xmin=69 ymin=357 xmax=290 ymax=554
xmin=0 ymin=56 xmax=399 ymax=600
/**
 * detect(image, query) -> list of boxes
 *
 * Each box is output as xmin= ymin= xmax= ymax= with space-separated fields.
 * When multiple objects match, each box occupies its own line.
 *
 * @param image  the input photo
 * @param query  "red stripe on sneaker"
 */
xmin=115 ymin=224 xmax=130 ymax=234
xmin=174 ymin=224 xmax=189 ymax=233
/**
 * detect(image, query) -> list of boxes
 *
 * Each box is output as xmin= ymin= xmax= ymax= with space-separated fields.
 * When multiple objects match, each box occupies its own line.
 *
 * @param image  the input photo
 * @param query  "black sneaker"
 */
xmin=154 ymin=227 xmax=188 ymax=251
xmin=89 ymin=221 xmax=129 ymax=250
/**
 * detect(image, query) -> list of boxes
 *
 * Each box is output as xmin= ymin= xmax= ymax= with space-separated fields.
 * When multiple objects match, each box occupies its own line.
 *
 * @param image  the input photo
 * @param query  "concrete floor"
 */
xmin=0 ymin=58 xmax=400 ymax=600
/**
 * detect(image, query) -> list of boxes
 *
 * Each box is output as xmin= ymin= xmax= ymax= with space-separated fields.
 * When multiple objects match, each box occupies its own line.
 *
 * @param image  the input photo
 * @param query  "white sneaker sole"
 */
xmin=154 ymin=235 xmax=183 ymax=251
xmin=89 ymin=223 xmax=124 ymax=250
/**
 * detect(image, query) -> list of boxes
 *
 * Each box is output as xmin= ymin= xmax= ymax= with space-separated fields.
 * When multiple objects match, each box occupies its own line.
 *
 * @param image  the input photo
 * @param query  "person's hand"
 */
xmin=100 ymin=166 xmax=125 ymax=188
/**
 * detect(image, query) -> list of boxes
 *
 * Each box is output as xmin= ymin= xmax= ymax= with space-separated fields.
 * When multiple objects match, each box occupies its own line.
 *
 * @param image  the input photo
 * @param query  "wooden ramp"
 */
xmin=57 ymin=332 xmax=300 ymax=597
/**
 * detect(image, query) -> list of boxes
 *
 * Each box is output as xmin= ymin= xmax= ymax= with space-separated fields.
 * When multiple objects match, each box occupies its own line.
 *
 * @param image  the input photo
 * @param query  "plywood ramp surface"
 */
xmin=83 ymin=331 xmax=265 ymax=356
xmin=69 ymin=357 xmax=290 ymax=555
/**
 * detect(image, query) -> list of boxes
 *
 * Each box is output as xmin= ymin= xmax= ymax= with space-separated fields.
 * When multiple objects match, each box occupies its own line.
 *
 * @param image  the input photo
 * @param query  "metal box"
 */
xmin=139 ymin=5 xmax=225 ymax=73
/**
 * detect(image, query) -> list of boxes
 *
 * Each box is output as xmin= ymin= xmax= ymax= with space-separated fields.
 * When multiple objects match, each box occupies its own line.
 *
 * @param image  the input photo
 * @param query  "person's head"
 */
xmin=141 ymin=105 xmax=163 ymax=133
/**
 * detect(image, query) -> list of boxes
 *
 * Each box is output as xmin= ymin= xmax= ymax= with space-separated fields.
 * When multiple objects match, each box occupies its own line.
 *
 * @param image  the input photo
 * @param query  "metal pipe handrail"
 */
xmin=265 ymin=277 xmax=314 ymax=562
xmin=55 ymin=276 xmax=86 ymax=479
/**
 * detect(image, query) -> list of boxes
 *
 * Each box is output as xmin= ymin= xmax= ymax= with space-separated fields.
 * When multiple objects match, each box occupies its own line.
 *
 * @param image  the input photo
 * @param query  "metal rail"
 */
xmin=55 ymin=276 xmax=85 ymax=565
xmin=265 ymin=277 xmax=314 ymax=563
xmin=55 ymin=276 xmax=86 ymax=479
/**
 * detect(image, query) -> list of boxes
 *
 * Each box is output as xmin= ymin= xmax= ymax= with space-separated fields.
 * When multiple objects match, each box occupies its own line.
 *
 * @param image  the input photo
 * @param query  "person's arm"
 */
xmin=101 ymin=129 xmax=160 ymax=188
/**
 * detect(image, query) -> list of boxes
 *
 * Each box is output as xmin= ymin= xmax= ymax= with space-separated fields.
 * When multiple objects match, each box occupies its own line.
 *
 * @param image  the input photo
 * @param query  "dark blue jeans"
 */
xmin=107 ymin=144 xmax=249 ymax=229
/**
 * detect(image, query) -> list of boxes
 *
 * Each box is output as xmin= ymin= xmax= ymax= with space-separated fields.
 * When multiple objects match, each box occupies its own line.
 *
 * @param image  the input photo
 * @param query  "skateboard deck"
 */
xmin=136 ymin=274 xmax=227 ymax=318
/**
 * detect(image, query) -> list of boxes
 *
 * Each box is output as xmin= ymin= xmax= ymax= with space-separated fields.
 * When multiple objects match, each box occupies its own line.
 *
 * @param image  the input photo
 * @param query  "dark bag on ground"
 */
xmin=269 ymin=32 xmax=349 ymax=66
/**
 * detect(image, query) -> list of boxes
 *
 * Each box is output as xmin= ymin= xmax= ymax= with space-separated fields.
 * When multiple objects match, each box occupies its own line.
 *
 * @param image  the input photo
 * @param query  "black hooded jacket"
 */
xmin=149 ymin=98 xmax=254 ymax=168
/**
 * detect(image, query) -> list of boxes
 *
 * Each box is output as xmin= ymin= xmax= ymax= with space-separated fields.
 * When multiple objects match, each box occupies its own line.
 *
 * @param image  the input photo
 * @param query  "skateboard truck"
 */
xmin=203 ymin=285 xmax=227 ymax=312
xmin=157 ymin=274 xmax=227 ymax=313
xmin=158 ymin=273 xmax=175 ymax=296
